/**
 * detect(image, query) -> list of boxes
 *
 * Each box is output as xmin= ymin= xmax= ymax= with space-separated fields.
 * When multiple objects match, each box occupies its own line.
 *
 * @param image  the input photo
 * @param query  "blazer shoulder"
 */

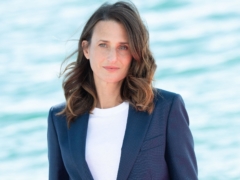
xmin=50 ymin=102 xmax=66 ymax=113
xmin=154 ymin=88 xmax=181 ymax=102
xmin=48 ymin=102 xmax=66 ymax=121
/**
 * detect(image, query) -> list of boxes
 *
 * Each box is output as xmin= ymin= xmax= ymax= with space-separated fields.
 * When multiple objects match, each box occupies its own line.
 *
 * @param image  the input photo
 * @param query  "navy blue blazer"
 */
xmin=47 ymin=89 xmax=198 ymax=180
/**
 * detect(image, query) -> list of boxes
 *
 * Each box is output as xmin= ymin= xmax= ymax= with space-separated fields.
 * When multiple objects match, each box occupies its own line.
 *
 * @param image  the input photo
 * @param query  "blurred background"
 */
xmin=0 ymin=0 xmax=240 ymax=179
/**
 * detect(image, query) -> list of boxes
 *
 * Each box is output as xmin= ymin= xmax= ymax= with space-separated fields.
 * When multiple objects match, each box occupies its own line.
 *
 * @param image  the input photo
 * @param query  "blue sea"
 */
xmin=0 ymin=0 xmax=240 ymax=179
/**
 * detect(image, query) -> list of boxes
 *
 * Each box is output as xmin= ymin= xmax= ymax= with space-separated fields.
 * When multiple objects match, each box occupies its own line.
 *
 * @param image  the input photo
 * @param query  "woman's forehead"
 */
xmin=91 ymin=20 xmax=128 ymax=42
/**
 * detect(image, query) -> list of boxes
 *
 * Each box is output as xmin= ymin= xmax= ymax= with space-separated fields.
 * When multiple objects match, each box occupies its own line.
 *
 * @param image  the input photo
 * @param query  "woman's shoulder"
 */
xmin=49 ymin=102 xmax=66 ymax=115
xmin=48 ymin=102 xmax=68 ymax=128
xmin=154 ymin=88 xmax=182 ymax=100
xmin=153 ymin=88 xmax=186 ymax=108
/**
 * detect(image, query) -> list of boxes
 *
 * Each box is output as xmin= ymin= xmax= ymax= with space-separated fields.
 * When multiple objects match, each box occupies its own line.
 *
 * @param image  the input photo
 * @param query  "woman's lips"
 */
xmin=103 ymin=66 xmax=120 ymax=72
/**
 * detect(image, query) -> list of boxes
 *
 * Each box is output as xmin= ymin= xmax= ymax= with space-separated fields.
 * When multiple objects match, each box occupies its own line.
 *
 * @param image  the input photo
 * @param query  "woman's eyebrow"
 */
xmin=119 ymin=42 xmax=129 ymax=44
xmin=98 ymin=40 xmax=108 ymax=42
xmin=98 ymin=40 xmax=129 ymax=44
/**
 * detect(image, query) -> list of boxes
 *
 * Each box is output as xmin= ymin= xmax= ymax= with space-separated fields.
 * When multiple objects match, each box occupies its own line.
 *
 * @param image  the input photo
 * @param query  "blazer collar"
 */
xmin=68 ymin=105 xmax=153 ymax=180
xmin=68 ymin=112 xmax=94 ymax=180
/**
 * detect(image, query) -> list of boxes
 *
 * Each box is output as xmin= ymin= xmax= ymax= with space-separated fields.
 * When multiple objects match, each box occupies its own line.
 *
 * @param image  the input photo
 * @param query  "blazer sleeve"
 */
xmin=165 ymin=94 xmax=198 ymax=180
xmin=47 ymin=107 xmax=69 ymax=180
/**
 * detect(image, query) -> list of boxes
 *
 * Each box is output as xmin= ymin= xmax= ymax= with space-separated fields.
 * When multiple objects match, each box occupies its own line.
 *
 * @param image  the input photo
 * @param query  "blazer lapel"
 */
xmin=117 ymin=105 xmax=153 ymax=180
xmin=68 ymin=113 xmax=94 ymax=180
xmin=68 ymin=104 xmax=153 ymax=180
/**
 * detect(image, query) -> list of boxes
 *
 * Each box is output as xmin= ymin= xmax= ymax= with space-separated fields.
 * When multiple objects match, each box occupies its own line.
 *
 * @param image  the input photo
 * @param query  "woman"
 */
xmin=47 ymin=1 xmax=198 ymax=180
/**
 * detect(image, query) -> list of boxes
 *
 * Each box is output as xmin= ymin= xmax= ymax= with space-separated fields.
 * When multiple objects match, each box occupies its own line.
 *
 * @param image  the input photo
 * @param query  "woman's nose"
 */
xmin=107 ymin=48 xmax=117 ymax=62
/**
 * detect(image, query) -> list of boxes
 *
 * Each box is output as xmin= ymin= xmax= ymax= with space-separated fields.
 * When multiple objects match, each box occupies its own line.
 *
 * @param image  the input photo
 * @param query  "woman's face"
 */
xmin=82 ymin=20 xmax=132 ymax=86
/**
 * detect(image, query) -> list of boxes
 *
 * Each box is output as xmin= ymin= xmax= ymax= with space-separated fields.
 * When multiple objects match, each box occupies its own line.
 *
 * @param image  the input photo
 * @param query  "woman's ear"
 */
xmin=82 ymin=40 xmax=89 ymax=59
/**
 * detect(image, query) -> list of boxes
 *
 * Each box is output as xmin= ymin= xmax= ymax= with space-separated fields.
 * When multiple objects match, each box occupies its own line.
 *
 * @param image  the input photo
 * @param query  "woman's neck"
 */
xmin=94 ymin=80 xmax=123 ymax=109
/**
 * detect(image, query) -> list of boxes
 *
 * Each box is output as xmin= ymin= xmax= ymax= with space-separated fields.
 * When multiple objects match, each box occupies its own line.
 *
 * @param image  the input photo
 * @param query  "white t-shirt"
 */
xmin=85 ymin=101 xmax=129 ymax=180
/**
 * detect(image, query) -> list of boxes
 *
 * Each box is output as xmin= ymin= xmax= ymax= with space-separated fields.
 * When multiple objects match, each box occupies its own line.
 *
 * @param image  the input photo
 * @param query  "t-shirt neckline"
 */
xmin=90 ymin=101 xmax=129 ymax=117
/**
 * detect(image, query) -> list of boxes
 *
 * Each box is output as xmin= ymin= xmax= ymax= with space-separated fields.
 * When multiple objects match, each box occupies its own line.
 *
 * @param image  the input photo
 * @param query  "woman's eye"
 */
xmin=119 ymin=45 xmax=128 ymax=50
xmin=99 ymin=43 xmax=107 ymax=47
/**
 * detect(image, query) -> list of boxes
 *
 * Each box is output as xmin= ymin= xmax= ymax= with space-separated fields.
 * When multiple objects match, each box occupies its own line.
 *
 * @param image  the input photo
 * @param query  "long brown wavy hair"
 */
xmin=59 ymin=1 xmax=157 ymax=126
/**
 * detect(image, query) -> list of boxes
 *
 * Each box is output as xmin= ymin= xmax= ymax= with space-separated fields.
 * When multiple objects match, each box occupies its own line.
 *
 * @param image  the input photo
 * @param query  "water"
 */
xmin=1 ymin=0 xmax=240 ymax=179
